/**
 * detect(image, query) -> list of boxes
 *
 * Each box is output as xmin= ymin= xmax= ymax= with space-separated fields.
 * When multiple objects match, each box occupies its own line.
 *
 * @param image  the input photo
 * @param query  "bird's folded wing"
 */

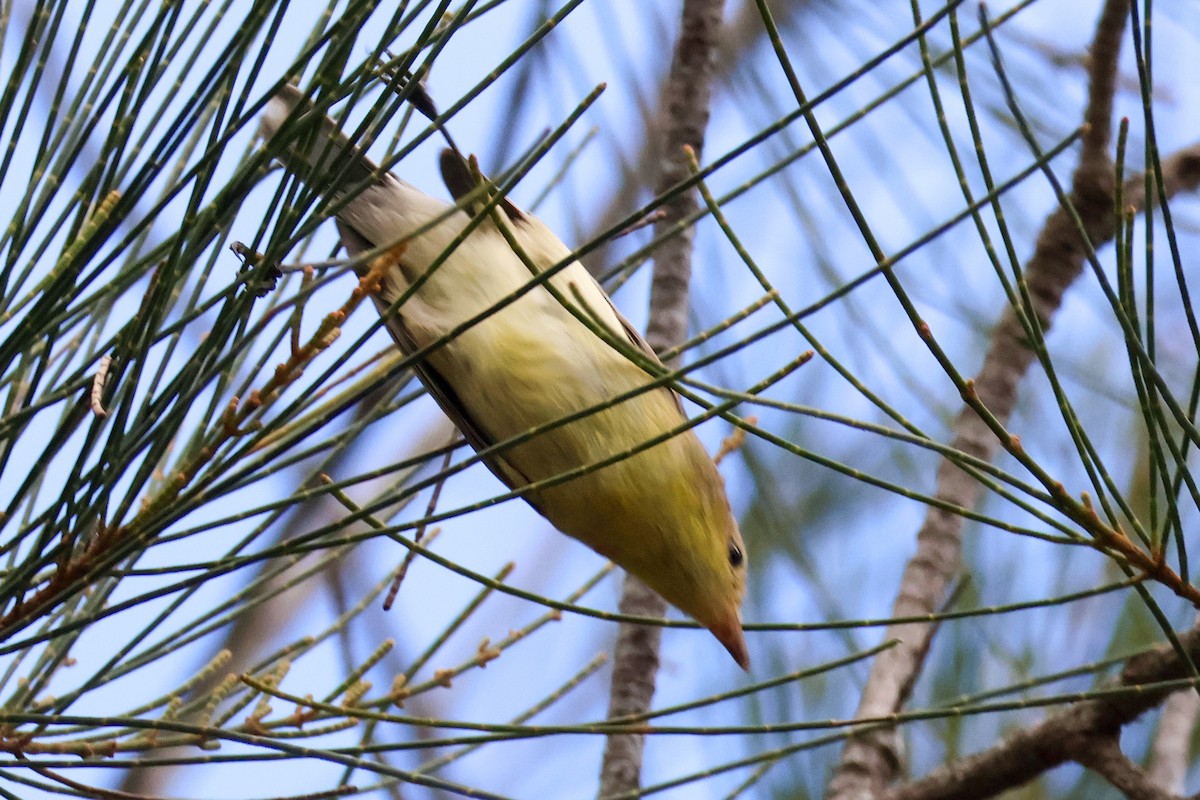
xmin=336 ymin=221 xmax=535 ymax=495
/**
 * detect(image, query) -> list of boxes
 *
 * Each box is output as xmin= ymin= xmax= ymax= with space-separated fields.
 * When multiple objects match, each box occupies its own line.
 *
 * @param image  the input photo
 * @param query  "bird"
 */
xmin=258 ymin=84 xmax=749 ymax=669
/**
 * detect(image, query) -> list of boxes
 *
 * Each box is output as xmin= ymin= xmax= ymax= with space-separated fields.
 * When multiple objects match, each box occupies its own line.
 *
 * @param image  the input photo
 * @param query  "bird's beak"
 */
xmin=708 ymin=613 xmax=750 ymax=671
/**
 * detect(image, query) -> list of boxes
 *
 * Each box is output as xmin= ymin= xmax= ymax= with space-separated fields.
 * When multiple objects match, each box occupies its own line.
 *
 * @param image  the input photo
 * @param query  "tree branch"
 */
xmin=826 ymin=1 xmax=1131 ymax=795
xmin=1146 ymin=686 xmax=1200 ymax=794
xmin=885 ymin=620 xmax=1200 ymax=800
xmin=598 ymin=0 xmax=726 ymax=795
xmin=1076 ymin=735 xmax=1184 ymax=800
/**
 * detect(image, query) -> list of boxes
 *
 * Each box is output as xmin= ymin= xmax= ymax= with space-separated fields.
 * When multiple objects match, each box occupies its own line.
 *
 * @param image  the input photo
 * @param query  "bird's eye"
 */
xmin=727 ymin=543 xmax=744 ymax=567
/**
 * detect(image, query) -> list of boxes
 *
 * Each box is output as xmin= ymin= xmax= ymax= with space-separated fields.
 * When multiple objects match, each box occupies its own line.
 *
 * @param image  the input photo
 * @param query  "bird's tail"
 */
xmin=257 ymin=84 xmax=380 ymax=189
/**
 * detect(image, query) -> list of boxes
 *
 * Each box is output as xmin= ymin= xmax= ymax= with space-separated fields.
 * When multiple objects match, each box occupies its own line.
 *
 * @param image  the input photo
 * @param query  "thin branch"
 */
xmin=827 ymin=1 xmax=1130 ymax=795
xmin=1076 ymin=734 xmax=1185 ymax=800
xmin=885 ymin=621 xmax=1200 ymax=800
xmin=599 ymin=0 xmax=726 ymax=795
xmin=1146 ymin=687 xmax=1200 ymax=795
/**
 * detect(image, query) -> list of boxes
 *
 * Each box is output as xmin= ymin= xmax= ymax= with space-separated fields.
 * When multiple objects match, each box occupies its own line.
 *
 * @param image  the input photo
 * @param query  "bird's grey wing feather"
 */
xmin=437 ymin=148 xmax=525 ymax=222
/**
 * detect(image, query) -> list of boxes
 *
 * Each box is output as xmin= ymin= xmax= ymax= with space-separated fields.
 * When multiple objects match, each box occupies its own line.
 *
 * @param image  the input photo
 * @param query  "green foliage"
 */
xmin=2 ymin=1 xmax=1200 ymax=798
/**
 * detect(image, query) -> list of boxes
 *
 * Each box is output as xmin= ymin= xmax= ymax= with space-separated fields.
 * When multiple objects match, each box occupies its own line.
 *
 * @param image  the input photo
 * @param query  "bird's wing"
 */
xmin=264 ymin=86 xmax=677 ymax=490
xmin=568 ymin=269 xmax=688 ymax=418
xmin=336 ymin=220 xmax=535 ymax=493
xmin=437 ymin=148 xmax=525 ymax=223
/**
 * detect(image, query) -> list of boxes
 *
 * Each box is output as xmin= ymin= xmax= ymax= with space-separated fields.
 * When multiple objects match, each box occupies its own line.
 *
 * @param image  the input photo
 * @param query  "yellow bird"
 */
xmin=259 ymin=85 xmax=749 ymax=669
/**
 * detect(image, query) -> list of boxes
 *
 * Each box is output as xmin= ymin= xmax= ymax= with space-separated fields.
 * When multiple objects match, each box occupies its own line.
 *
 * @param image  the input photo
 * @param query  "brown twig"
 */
xmin=90 ymin=354 xmax=112 ymax=417
xmin=0 ymin=245 xmax=401 ymax=644
xmin=383 ymin=433 xmax=458 ymax=611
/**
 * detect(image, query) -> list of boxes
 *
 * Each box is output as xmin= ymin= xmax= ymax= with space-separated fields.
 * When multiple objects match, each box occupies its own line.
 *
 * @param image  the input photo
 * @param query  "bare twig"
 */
xmin=598 ymin=0 xmax=727 ymax=795
xmin=91 ymin=355 xmax=112 ymax=417
xmin=826 ymin=1 xmax=1131 ymax=796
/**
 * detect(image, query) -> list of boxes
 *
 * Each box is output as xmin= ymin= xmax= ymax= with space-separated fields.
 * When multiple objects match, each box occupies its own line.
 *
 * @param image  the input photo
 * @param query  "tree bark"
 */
xmin=598 ymin=0 xmax=727 ymax=796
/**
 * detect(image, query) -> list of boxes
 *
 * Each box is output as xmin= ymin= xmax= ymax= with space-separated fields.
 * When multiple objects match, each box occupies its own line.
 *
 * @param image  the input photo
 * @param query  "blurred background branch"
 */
xmin=3 ymin=1 xmax=1200 ymax=799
